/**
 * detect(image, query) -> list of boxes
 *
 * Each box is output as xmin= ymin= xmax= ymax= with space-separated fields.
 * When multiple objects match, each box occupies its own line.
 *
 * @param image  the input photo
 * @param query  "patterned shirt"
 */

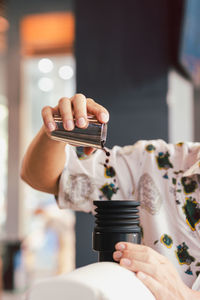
xmin=57 ymin=140 xmax=200 ymax=290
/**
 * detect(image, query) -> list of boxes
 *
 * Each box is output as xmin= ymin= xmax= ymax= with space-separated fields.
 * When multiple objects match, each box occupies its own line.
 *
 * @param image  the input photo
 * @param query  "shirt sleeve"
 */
xmin=57 ymin=141 xmax=144 ymax=213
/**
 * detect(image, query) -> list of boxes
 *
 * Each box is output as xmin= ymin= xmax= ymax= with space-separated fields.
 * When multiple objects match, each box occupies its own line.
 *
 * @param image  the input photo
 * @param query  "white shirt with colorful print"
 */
xmin=57 ymin=140 xmax=200 ymax=290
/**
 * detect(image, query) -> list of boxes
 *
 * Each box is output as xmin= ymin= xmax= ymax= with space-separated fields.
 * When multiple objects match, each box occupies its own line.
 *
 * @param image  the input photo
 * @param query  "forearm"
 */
xmin=21 ymin=94 xmax=109 ymax=195
xmin=21 ymin=126 xmax=66 ymax=195
xmin=189 ymin=289 xmax=200 ymax=299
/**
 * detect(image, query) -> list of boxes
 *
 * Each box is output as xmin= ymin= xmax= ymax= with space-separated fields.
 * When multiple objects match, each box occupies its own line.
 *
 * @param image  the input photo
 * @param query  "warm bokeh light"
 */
xmin=20 ymin=12 xmax=75 ymax=56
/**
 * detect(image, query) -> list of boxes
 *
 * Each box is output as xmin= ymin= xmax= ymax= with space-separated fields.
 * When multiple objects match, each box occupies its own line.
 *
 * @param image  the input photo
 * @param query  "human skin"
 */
xmin=113 ymin=242 xmax=200 ymax=300
xmin=20 ymin=93 xmax=109 ymax=194
xmin=21 ymin=93 xmax=200 ymax=298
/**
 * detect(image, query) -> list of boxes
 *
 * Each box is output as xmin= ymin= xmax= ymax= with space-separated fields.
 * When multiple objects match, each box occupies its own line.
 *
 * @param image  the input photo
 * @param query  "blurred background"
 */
xmin=0 ymin=0 xmax=200 ymax=298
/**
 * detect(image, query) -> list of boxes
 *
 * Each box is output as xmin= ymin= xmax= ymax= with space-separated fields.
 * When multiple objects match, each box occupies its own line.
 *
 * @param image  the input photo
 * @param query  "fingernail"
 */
xmin=116 ymin=243 xmax=125 ymax=251
xmin=47 ymin=122 xmax=56 ymax=132
xmin=114 ymin=251 xmax=122 ymax=259
xmin=65 ymin=120 xmax=74 ymax=130
xmin=100 ymin=112 xmax=109 ymax=123
xmin=77 ymin=117 xmax=86 ymax=127
xmin=121 ymin=258 xmax=131 ymax=266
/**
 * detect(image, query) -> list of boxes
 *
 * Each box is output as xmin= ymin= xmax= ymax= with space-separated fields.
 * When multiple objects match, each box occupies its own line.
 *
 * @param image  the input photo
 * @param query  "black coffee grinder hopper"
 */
xmin=93 ymin=200 xmax=141 ymax=262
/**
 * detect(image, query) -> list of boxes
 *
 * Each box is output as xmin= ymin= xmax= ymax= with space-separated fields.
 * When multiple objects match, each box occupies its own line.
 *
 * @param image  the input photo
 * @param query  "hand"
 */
xmin=41 ymin=93 xmax=109 ymax=153
xmin=113 ymin=242 xmax=198 ymax=300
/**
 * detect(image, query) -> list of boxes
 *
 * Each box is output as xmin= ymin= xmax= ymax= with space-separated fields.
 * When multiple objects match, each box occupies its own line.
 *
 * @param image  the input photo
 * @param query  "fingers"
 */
xmin=114 ymin=242 xmax=166 ymax=264
xmin=41 ymin=106 xmax=58 ymax=133
xmin=118 ymin=255 xmax=160 ymax=280
xmin=113 ymin=250 xmax=176 ymax=300
xmin=71 ymin=94 xmax=109 ymax=126
xmin=71 ymin=94 xmax=88 ymax=128
xmin=87 ymin=98 xmax=109 ymax=123
xmin=42 ymin=94 xmax=109 ymax=133
xmin=60 ymin=94 xmax=109 ymax=129
xmin=113 ymin=242 xmax=188 ymax=300
xmin=58 ymin=97 xmax=74 ymax=130
xmin=113 ymin=248 xmax=160 ymax=279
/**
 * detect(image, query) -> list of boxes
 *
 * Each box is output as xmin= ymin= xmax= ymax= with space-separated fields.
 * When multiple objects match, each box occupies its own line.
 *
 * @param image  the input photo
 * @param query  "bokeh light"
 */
xmin=38 ymin=58 xmax=54 ymax=73
xmin=58 ymin=65 xmax=74 ymax=80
